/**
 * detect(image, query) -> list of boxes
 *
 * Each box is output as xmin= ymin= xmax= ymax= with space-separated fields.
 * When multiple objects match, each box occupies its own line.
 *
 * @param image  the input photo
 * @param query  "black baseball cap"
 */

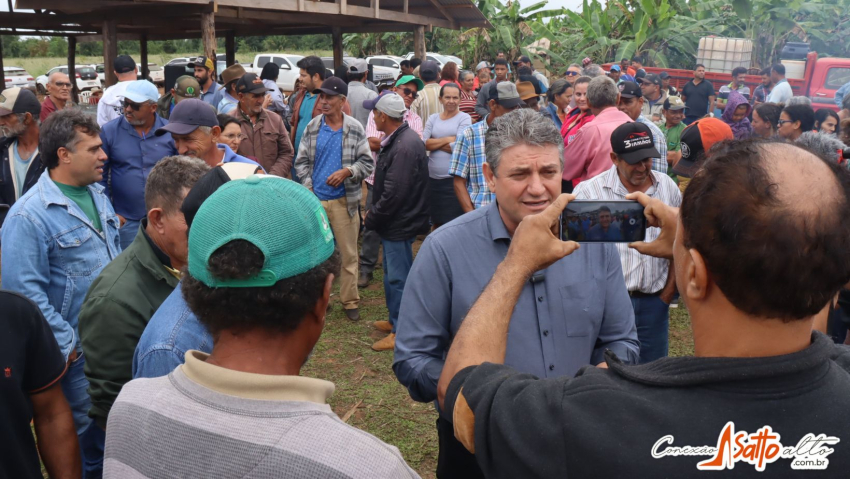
xmin=610 ymin=122 xmax=660 ymax=164
xmin=671 ymin=118 xmax=734 ymax=178
xmin=237 ymin=73 xmax=273 ymax=95
xmin=635 ymin=69 xmax=647 ymax=80
xmin=114 ymin=55 xmax=136 ymax=74
xmin=638 ymin=73 xmax=662 ymax=86
xmin=618 ymin=81 xmax=642 ymax=98
xmin=155 ymin=98 xmax=219 ymax=136
xmin=517 ymin=55 xmax=532 ymax=64
xmin=659 ymin=71 xmax=671 ymax=79
xmin=419 ymin=60 xmax=440 ymax=82
xmin=313 ymin=76 xmax=348 ymax=97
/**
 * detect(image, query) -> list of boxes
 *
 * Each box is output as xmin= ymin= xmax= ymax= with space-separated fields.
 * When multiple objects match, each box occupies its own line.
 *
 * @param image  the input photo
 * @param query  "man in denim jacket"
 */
xmin=1 ymin=109 xmax=121 ymax=478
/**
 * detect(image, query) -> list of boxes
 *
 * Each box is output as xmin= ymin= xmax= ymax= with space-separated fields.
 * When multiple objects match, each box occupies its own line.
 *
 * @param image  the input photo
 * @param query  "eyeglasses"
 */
xmin=122 ymin=99 xmax=150 ymax=111
xmin=53 ymin=82 xmax=72 ymax=88
xmin=565 ymin=71 xmax=579 ymax=76
xmin=399 ymin=88 xmax=418 ymax=99
xmin=777 ymin=119 xmax=794 ymax=127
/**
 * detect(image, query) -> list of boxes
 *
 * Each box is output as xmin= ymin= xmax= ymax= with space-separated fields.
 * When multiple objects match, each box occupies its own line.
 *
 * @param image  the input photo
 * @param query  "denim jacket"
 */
xmin=1 ymin=170 xmax=121 ymax=361
xmin=132 ymin=284 xmax=213 ymax=379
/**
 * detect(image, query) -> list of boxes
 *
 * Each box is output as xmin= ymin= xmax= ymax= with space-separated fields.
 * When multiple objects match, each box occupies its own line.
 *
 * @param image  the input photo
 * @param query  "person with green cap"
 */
xmin=103 ymin=176 xmax=420 ymax=478
xmin=156 ymin=75 xmax=201 ymax=120
xmin=359 ymin=75 xmax=424 ymax=289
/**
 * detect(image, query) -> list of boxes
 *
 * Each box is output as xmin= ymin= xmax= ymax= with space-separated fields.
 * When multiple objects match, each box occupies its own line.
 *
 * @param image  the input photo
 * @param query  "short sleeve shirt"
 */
xmin=682 ymin=80 xmax=716 ymax=117
xmin=0 ymin=292 xmax=67 ymax=479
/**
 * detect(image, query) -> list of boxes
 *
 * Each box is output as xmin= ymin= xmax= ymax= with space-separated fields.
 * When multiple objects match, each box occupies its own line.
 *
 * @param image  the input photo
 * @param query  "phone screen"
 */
xmin=560 ymin=200 xmax=647 ymax=243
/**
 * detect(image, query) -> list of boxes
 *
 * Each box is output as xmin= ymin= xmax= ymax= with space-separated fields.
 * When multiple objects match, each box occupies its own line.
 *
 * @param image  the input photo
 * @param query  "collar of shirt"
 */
xmin=180 ymin=350 xmax=335 ymax=402
xmin=485 ymin=201 xmax=511 ymax=241
xmin=239 ymin=105 xmax=266 ymax=125
xmin=594 ymin=107 xmax=630 ymax=123
xmin=601 ymin=164 xmax=658 ymax=197
xmin=140 ymin=217 xmax=173 ymax=269
xmin=38 ymin=169 xmax=103 ymax=209
xmin=119 ymin=113 xmax=166 ymax=139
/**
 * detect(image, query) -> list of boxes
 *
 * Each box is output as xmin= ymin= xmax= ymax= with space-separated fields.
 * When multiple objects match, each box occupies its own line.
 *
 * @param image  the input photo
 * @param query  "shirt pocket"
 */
xmin=560 ymin=279 xmax=604 ymax=337
xmin=55 ymin=225 xmax=102 ymax=277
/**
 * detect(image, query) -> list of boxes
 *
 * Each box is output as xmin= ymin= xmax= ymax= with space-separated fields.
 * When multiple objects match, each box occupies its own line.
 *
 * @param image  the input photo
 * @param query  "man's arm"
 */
xmin=1 ymin=217 xmax=77 ymax=361
xmin=78 ymin=296 xmax=144 ymax=429
xmin=591 ymin=245 xmax=640 ymax=365
xmin=660 ymin=260 xmax=677 ymax=304
xmin=392 ymin=236 xmax=456 ymax=403
xmin=271 ymin=117 xmax=294 ymax=177
xmin=293 ymin=124 xmax=313 ymax=189
xmin=437 ymin=194 xmax=578 ymax=408
xmin=133 ymin=348 xmax=187 ymax=379
xmin=708 ymin=95 xmax=716 ymax=117
xmin=32 ymin=384 xmax=81 ymax=479
xmin=836 ymin=82 xmax=850 ymax=108
xmin=346 ymin=130 xmax=375 ymax=183
xmin=448 ymin=129 xmax=475 ymax=212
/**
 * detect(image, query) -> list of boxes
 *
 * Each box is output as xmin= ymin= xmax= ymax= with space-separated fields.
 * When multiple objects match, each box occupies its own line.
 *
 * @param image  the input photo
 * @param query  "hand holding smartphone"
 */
xmin=560 ymin=200 xmax=647 ymax=243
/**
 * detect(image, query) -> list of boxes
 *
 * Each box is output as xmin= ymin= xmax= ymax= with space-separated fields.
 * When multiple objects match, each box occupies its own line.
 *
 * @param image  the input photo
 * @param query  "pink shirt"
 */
xmin=562 ymin=107 xmax=632 ymax=184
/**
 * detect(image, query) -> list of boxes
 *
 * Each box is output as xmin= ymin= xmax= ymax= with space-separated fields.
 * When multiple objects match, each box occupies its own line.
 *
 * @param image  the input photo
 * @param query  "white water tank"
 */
xmin=696 ymin=37 xmax=753 ymax=73
xmin=781 ymin=60 xmax=806 ymax=80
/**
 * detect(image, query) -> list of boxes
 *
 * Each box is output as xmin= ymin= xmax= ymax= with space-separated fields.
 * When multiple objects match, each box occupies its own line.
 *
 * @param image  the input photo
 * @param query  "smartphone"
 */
xmin=560 ymin=200 xmax=647 ymax=243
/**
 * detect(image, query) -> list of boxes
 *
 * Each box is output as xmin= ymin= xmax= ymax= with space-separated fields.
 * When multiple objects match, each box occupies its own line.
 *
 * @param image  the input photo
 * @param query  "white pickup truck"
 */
xmin=244 ymin=54 xmax=304 ymax=93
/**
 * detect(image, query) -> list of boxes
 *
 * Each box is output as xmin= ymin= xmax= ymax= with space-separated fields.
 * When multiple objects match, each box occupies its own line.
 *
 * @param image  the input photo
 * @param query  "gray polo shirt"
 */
xmin=347 ymin=81 xmax=378 ymax=131
xmin=393 ymin=201 xmax=640 ymax=404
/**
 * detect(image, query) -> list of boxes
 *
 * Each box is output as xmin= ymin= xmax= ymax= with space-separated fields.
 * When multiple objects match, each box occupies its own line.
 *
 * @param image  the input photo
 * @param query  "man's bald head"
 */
xmin=681 ymin=139 xmax=850 ymax=320
xmin=47 ymin=71 xmax=72 ymax=102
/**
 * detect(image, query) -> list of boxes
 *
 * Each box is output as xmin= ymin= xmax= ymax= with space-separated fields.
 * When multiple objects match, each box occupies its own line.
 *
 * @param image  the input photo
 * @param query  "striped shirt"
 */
xmin=410 ymin=83 xmax=443 ymax=122
xmin=635 ymin=115 xmax=669 ymax=175
xmin=449 ymin=117 xmax=494 ymax=209
xmin=573 ymin=165 xmax=682 ymax=293
xmin=364 ymin=109 xmax=423 ymax=185
xmin=105 ymin=351 xmax=420 ymax=478
xmin=459 ymin=89 xmax=481 ymax=123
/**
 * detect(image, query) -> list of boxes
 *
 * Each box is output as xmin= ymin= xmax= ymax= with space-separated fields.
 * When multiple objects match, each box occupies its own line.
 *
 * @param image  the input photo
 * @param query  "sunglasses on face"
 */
xmin=565 ymin=71 xmax=579 ymax=76
xmin=122 ymin=100 xmax=149 ymax=111
xmin=53 ymin=82 xmax=72 ymax=88
xmin=397 ymin=88 xmax=418 ymax=99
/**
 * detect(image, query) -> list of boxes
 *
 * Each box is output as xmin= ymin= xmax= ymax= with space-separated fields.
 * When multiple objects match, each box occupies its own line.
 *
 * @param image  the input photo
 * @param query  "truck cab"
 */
xmin=246 ymin=54 xmax=304 ymax=93
xmin=806 ymin=56 xmax=850 ymax=109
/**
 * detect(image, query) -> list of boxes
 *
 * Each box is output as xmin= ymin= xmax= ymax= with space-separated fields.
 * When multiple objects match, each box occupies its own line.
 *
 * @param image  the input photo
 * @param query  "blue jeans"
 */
xmin=61 ymin=352 xmax=104 ymax=479
xmin=381 ymin=238 xmax=415 ymax=333
xmin=631 ymin=295 xmax=669 ymax=364
xmin=118 ymin=218 xmax=140 ymax=250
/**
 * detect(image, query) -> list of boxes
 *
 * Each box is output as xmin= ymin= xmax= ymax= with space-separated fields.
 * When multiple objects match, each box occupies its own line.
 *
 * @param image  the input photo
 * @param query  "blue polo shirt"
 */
xmin=217 ymin=143 xmax=263 ymax=170
xmin=99 ymin=115 xmax=177 ymax=221
xmin=312 ymin=118 xmax=345 ymax=201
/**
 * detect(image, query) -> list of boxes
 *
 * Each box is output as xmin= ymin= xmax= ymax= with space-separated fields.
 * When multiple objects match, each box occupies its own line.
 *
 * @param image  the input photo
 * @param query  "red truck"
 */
xmin=608 ymin=52 xmax=850 ymax=111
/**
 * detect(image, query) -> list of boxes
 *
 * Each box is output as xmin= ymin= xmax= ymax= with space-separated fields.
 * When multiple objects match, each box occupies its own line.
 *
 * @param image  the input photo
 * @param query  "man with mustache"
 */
xmin=2 ymin=109 xmax=122 ymax=478
xmin=0 ymin=87 xmax=44 ymax=215
xmin=99 ymin=80 xmax=176 ymax=249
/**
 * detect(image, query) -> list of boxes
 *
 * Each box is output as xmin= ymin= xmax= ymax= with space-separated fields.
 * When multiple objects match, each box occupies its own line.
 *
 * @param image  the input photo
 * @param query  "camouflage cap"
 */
xmin=173 ymin=75 xmax=201 ymax=100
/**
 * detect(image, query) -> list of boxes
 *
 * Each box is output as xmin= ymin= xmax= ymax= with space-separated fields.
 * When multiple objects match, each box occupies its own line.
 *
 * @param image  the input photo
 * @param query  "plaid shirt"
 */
xmin=635 ymin=115 xmax=668 ymax=174
xmin=449 ymin=116 xmax=494 ymax=209
xmin=294 ymin=113 xmax=374 ymax=217
xmin=365 ymin=109 xmax=423 ymax=185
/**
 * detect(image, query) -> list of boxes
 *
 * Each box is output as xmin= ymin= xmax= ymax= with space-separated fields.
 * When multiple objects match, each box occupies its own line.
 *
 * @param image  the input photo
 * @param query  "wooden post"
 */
xmin=0 ymin=36 xmax=5 ymax=93
xmin=200 ymin=11 xmax=216 ymax=77
xmin=102 ymin=19 xmax=118 ymax=87
xmin=68 ymin=36 xmax=79 ymax=104
xmin=414 ymin=25 xmax=426 ymax=60
xmin=140 ymin=34 xmax=149 ymax=81
xmin=332 ymin=27 xmax=343 ymax=75
xmin=225 ymin=31 xmax=235 ymax=67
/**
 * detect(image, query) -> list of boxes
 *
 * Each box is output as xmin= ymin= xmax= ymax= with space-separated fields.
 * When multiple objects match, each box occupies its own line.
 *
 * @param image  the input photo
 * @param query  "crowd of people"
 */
xmin=3 ymin=49 xmax=850 ymax=479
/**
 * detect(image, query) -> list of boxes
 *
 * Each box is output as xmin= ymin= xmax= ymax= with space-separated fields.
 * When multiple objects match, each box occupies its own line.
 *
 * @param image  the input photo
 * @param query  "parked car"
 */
xmin=146 ymin=64 xmax=165 ymax=85
xmin=37 ymin=65 xmax=100 ymax=94
xmin=366 ymin=55 xmax=404 ymax=79
xmin=404 ymin=52 xmax=463 ymax=69
xmin=166 ymin=57 xmax=194 ymax=67
xmin=244 ymin=54 xmax=304 ymax=93
xmin=321 ymin=57 xmax=396 ymax=86
xmin=4 ymin=67 xmax=35 ymax=90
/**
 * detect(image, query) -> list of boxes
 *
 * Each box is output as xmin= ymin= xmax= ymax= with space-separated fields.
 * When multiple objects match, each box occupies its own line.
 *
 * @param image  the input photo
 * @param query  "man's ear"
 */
xmin=311 ymin=273 xmax=335 ymax=325
xmin=683 ymin=247 xmax=709 ymax=302
xmin=483 ymin=162 xmax=496 ymax=191
xmin=147 ymin=207 xmax=166 ymax=235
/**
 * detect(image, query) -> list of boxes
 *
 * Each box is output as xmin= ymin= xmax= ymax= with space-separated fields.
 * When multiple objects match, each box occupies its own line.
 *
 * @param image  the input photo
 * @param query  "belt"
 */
xmin=628 ymin=290 xmax=661 ymax=298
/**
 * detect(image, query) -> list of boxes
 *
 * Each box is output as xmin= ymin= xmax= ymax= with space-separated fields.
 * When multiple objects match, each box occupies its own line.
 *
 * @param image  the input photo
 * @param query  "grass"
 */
xmin=36 ymin=242 xmax=695 ymax=479
xmin=6 ymin=51 xmax=334 ymax=78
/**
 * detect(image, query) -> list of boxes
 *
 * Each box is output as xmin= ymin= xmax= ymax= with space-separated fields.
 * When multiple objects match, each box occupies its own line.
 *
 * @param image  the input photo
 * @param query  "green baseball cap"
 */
xmin=395 ymin=74 xmax=424 ymax=91
xmin=173 ymin=75 xmax=201 ymax=100
xmin=188 ymin=176 xmax=335 ymax=288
